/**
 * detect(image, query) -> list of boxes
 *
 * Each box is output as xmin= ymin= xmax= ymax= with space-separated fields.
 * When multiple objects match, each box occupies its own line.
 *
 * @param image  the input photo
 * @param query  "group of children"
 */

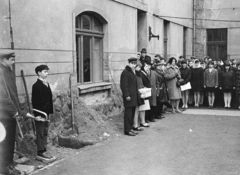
xmin=176 ymin=56 xmax=240 ymax=109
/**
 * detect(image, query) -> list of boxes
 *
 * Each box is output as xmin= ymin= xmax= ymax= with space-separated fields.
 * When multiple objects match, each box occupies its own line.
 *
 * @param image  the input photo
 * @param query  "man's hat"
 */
xmin=141 ymin=48 xmax=147 ymax=53
xmin=0 ymin=51 xmax=15 ymax=60
xmin=144 ymin=55 xmax=152 ymax=65
xmin=128 ymin=57 xmax=137 ymax=63
xmin=156 ymin=59 xmax=166 ymax=66
xmin=35 ymin=65 xmax=49 ymax=75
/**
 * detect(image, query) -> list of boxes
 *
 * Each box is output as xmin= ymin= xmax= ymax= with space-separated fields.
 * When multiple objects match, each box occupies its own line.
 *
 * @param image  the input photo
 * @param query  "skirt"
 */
xmin=206 ymin=87 xmax=215 ymax=93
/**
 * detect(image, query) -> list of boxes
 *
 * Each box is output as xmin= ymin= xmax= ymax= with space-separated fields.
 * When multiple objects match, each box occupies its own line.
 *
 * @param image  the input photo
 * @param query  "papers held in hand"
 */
xmin=138 ymin=88 xmax=152 ymax=98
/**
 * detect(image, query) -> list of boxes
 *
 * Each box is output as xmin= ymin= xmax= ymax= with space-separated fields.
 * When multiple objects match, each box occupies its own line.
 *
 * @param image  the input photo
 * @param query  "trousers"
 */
xmin=124 ymin=107 xmax=135 ymax=133
xmin=0 ymin=118 xmax=16 ymax=173
xmin=35 ymin=121 xmax=49 ymax=152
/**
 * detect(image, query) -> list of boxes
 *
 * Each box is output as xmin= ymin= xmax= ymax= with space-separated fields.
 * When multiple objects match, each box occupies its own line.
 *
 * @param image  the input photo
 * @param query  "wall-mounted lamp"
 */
xmin=149 ymin=26 xmax=159 ymax=41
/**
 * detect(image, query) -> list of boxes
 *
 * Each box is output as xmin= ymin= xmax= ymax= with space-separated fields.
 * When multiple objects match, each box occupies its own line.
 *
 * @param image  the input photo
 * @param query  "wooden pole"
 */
xmin=21 ymin=70 xmax=36 ymax=135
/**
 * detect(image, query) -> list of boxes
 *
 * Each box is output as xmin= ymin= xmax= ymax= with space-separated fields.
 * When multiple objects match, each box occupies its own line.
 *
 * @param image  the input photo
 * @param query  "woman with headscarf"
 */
xmin=164 ymin=57 xmax=182 ymax=113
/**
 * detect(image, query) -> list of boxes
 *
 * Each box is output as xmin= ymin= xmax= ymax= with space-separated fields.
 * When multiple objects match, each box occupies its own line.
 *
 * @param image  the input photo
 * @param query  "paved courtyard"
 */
xmin=34 ymin=110 xmax=240 ymax=175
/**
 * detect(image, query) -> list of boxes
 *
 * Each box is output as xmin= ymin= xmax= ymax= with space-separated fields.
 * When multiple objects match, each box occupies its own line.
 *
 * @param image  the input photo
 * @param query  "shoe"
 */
xmin=37 ymin=151 xmax=53 ymax=159
xmin=7 ymin=165 xmax=22 ymax=175
xmin=155 ymin=116 xmax=162 ymax=119
xmin=130 ymin=130 xmax=138 ymax=134
xmin=238 ymin=106 xmax=240 ymax=109
xmin=132 ymin=127 xmax=144 ymax=131
xmin=145 ymin=120 xmax=149 ymax=123
xmin=185 ymin=105 xmax=188 ymax=109
xmin=125 ymin=131 xmax=136 ymax=136
xmin=160 ymin=115 xmax=165 ymax=119
xmin=176 ymin=110 xmax=182 ymax=113
xmin=140 ymin=123 xmax=149 ymax=127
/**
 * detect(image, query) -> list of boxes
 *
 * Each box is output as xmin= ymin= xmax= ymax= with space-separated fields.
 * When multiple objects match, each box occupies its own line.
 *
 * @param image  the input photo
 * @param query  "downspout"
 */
xmin=192 ymin=0 xmax=195 ymax=56
xmin=8 ymin=0 xmax=14 ymax=50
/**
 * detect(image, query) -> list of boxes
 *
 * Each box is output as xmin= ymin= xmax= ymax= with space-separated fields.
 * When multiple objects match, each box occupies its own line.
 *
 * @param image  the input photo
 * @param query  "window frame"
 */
xmin=207 ymin=28 xmax=227 ymax=61
xmin=75 ymin=13 xmax=104 ymax=84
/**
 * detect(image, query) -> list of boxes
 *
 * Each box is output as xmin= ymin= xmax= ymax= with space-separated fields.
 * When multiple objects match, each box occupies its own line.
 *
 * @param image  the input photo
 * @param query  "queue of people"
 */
xmin=120 ymin=48 xmax=240 ymax=136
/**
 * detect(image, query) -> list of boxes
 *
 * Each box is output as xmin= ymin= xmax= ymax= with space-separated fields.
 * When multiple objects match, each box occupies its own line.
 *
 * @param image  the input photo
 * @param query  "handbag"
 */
xmin=176 ymin=78 xmax=184 ymax=87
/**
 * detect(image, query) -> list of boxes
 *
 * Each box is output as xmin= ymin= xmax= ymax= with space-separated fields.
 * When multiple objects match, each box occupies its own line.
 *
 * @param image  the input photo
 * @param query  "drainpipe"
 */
xmin=192 ymin=0 xmax=195 ymax=56
xmin=8 ymin=0 xmax=14 ymax=50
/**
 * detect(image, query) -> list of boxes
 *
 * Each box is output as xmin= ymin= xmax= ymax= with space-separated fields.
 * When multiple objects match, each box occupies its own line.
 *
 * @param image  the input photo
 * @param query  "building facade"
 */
xmin=194 ymin=0 xmax=240 ymax=61
xmin=1 ymin=0 xmax=193 ymax=101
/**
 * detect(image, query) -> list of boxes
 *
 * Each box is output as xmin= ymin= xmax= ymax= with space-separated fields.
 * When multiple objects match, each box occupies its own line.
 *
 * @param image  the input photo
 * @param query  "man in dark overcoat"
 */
xmin=120 ymin=58 xmax=140 ymax=136
xmin=0 ymin=51 xmax=34 ymax=175
xmin=32 ymin=65 xmax=54 ymax=160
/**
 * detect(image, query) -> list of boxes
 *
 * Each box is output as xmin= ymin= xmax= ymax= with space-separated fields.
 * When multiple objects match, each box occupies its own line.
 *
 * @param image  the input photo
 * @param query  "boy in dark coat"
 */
xmin=32 ymin=65 xmax=55 ymax=161
xmin=120 ymin=58 xmax=140 ymax=136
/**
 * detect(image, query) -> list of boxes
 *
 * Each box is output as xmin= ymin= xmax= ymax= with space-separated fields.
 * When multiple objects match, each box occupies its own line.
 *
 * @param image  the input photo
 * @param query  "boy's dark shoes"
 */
xmin=37 ymin=152 xmax=52 ymax=159
xmin=36 ymin=152 xmax=57 ymax=163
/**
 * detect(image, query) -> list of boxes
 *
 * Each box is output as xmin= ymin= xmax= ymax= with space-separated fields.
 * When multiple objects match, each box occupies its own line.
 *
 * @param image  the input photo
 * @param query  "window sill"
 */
xmin=77 ymin=82 xmax=112 ymax=94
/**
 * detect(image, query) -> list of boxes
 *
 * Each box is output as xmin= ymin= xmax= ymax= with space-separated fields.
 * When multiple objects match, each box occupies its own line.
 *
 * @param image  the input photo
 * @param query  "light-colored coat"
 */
xmin=164 ymin=66 xmax=182 ymax=100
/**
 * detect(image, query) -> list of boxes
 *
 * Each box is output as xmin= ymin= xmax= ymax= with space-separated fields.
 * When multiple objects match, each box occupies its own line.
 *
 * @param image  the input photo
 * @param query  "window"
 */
xmin=207 ymin=29 xmax=227 ymax=61
xmin=76 ymin=12 xmax=104 ymax=83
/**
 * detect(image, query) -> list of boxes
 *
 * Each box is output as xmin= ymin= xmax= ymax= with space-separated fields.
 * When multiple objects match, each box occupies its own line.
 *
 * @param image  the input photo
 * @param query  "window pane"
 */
xmin=76 ymin=36 xmax=80 ymax=82
xmin=207 ymin=44 xmax=217 ymax=60
xmin=93 ymin=18 xmax=102 ymax=32
xmin=218 ymin=45 xmax=227 ymax=61
xmin=93 ymin=38 xmax=103 ymax=82
xmin=207 ymin=30 xmax=213 ymax=42
xmin=83 ymin=36 xmax=91 ymax=82
xmin=82 ymin=15 xmax=91 ymax=30
xmin=75 ymin=15 xmax=81 ymax=29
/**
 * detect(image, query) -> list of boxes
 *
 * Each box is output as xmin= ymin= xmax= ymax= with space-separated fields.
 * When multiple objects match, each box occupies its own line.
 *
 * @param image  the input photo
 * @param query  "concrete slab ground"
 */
xmin=182 ymin=108 xmax=240 ymax=116
xmin=33 ymin=113 xmax=240 ymax=175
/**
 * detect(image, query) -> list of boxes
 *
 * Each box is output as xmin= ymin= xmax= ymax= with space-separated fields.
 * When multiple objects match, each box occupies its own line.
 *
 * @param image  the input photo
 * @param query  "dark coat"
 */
xmin=155 ymin=69 xmax=168 ymax=103
xmin=219 ymin=70 xmax=235 ymax=89
xmin=191 ymin=67 xmax=204 ymax=91
xmin=180 ymin=67 xmax=191 ymax=85
xmin=0 ymin=64 xmax=21 ymax=119
xmin=120 ymin=66 xmax=140 ymax=107
xmin=235 ymin=69 xmax=240 ymax=93
xmin=140 ymin=70 xmax=151 ymax=88
xmin=32 ymin=79 xmax=53 ymax=117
